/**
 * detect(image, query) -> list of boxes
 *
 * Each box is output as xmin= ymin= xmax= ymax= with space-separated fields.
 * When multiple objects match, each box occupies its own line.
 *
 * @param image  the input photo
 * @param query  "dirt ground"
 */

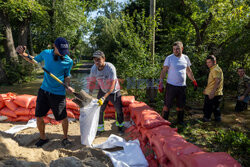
xmin=0 ymin=119 xmax=122 ymax=166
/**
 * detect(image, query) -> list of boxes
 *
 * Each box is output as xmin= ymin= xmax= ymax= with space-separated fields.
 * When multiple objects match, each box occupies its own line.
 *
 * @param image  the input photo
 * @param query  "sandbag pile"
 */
xmin=104 ymin=96 xmax=134 ymax=120
xmin=0 ymin=93 xmax=135 ymax=125
xmin=0 ymin=93 xmax=80 ymax=124
xmin=125 ymin=101 xmax=241 ymax=167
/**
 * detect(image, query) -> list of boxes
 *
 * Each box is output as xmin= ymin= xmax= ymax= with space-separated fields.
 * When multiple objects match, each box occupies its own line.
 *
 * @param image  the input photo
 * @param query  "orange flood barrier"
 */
xmin=126 ymin=100 xmax=241 ymax=167
xmin=13 ymin=94 xmax=35 ymax=108
xmin=0 ymin=107 xmax=17 ymax=118
xmin=0 ymin=101 xmax=5 ymax=110
xmin=0 ymin=93 xmax=82 ymax=124
xmin=5 ymin=99 xmax=18 ymax=111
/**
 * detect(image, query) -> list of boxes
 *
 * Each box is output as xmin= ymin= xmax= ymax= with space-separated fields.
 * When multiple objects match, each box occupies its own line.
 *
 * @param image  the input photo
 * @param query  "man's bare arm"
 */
xmin=186 ymin=66 xmax=196 ymax=82
xmin=64 ymin=76 xmax=74 ymax=94
xmin=160 ymin=66 xmax=169 ymax=81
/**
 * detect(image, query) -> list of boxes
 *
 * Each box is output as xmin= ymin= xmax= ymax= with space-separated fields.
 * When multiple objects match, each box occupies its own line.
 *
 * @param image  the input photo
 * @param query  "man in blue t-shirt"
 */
xmin=16 ymin=37 xmax=74 ymax=147
xmin=158 ymin=41 xmax=198 ymax=125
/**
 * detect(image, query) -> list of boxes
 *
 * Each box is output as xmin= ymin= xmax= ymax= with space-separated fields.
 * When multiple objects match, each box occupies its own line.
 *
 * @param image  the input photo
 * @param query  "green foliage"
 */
xmin=1 ymin=58 xmax=36 ymax=84
xmin=91 ymin=9 xmax=162 ymax=79
xmin=31 ymin=0 xmax=88 ymax=52
xmin=0 ymin=0 xmax=45 ymax=21
xmin=0 ymin=0 xmax=104 ymax=84
xmin=212 ymin=130 xmax=250 ymax=166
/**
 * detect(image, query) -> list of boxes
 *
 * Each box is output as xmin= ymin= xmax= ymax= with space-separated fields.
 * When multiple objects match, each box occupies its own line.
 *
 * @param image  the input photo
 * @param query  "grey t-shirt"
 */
xmin=89 ymin=62 xmax=120 ymax=93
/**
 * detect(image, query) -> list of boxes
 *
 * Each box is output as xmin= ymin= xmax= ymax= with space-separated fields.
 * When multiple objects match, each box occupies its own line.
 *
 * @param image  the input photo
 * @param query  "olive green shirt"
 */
xmin=237 ymin=75 xmax=250 ymax=96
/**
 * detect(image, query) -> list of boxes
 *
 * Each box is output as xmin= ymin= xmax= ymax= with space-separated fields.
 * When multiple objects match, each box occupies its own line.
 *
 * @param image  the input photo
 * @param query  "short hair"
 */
xmin=206 ymin=55 xmax=216 ymax=62
xmin=173 ymin=41 xmax=183 ymax=48
xmin=237 ymin=67 xmax=244 ymax=71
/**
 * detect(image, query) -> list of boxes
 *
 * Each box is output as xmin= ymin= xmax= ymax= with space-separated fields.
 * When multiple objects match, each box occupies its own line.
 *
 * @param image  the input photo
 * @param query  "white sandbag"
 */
xmin=79 ymin=99 xmax=100 ymax=146
xmin=5 ymin=119 xmax=37 ymax=134
xmin=93 ymin=134 xmax=148 ymax=167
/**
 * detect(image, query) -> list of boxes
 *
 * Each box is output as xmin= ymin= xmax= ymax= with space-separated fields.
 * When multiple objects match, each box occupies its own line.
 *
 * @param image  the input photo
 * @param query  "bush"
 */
xmin=213 ymin=130 xmax=250 ymax=166
xmin=1 ymin=58 xmax=36 ymax=84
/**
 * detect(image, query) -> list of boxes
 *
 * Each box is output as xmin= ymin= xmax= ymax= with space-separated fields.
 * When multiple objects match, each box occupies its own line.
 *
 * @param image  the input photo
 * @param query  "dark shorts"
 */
xmin=164 ymin=83 xmax=186 ymax=108
xmin=35 ymin=88 xmax=67 ymax=121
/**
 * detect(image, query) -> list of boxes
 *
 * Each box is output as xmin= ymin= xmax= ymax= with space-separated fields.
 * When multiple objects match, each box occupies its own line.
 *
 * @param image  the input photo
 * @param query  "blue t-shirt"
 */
xmin=34 ymin=49 xmax=73 ymax=95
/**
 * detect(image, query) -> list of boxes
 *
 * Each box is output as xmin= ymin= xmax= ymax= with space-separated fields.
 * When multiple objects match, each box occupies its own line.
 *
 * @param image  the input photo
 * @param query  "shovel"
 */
xmin=22 ymin=53 xmax=95 ymax=108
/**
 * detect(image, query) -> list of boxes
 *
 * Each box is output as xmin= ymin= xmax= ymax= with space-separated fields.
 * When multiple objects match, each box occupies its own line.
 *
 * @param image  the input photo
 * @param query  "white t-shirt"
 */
xmin=89 ymin=62 xmax=120 ymax=93
xmin=164 ymin=54 xmax=191 ymax=86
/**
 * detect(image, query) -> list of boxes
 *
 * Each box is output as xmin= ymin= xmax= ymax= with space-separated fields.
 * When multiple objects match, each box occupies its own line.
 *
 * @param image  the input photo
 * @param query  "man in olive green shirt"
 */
xmin=203 ymin=55 xmax=224 ymax=122
xmin=235 ymin=67 xmax=249 ymax=112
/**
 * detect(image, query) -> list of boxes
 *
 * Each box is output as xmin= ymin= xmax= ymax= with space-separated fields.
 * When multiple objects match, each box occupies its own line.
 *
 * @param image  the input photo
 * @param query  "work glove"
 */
xmin=158 ymin=81 xmax=164 ymax=93
xmin=193 ymin=80 xmax=198 ymax=91
xmin=97 ymin=97 xmax=105 ymax=106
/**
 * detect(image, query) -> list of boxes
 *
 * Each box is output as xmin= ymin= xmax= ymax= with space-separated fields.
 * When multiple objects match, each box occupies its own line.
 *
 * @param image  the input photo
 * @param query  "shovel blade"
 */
xmin=73 ymin=90 xmax=95 ymax=108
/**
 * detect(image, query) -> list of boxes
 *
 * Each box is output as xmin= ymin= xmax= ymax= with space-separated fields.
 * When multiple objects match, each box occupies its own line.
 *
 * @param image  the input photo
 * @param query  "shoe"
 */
xmin=35 ymin=139 xmax=49 ymax=147
xmin=118 ymin=126 xmax=125 ymax=135
xmin=61 ymin=138 xmax=71 ymax=147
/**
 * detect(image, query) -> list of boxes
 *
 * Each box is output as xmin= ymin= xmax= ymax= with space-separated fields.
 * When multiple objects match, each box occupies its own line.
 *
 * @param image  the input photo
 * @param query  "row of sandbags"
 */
xmin=0 ymin=93 xmax=80 ymax=124
xmin=0 ymin=93 xmax=135 ymax=124
xmin=125 ymin=102 xmax=241 ymax=167
xmin=104 ymin=96 xmax=135 ymax=119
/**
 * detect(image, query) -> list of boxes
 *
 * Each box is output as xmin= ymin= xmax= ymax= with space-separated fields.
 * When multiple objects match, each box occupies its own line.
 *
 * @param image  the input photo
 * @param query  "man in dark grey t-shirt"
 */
xmin=88 ymin=50 xmax=124 ymax=135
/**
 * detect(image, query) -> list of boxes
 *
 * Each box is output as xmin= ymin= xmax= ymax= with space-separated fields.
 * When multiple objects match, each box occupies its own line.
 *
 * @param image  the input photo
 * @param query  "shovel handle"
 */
xmin=42 ymin=67 xmax=69 ymax=89
xmin=25 ymin=54 xmax=69 ymax=89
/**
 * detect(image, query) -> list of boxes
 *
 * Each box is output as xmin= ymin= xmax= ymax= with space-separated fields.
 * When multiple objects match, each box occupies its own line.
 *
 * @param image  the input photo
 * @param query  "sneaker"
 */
xmin=118 ymin=127 xmax=125 ymax=135
xmin=61 ymin=138 xmax=71 ymax=147
xmin=35 ymin=139 xmax=49 ymax=147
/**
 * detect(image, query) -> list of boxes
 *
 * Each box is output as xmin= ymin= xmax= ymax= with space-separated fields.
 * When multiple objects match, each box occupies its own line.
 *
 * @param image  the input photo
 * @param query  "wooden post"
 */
xmin=150 ymin=0 xmax=156 ymax=65
xmin=147 ymin=0 xmax=157 ymax=103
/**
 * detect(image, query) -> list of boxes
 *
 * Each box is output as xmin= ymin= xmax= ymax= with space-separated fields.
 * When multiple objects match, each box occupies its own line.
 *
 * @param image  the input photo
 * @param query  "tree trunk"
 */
xmin=180 ymin=0 xmax=213 ymax=50
xmin=18 ymin=19 xmax=29 ymax=46
xmin=48 ymin=0 xmax=56 ymax=44
xmin=0 ymin=11 xmax=19 ymax=62
xmin=0 ymin=62 xmax=8 ymax=84
xmin=28 ymin=22 xmax=35 ymax=55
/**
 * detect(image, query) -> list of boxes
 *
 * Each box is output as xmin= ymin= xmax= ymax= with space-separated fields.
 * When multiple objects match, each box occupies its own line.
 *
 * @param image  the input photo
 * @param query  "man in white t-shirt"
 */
xmin=88 ymin=50 xmax=124 ymax=135
xmin=158 ymin=41 xmax=198 ymax=125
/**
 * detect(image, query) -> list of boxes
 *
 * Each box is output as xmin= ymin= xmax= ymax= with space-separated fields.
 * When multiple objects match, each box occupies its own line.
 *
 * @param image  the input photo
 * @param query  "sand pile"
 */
xmin=0 ymin=120 xmax=118 ymax=167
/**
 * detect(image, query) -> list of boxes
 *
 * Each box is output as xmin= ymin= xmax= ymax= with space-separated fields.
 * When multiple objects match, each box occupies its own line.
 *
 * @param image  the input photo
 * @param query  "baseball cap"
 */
xmin=92 ymin=50 xmax=105 ymax=58
xmin=54 ymin=37 xmax=70 ymax=56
